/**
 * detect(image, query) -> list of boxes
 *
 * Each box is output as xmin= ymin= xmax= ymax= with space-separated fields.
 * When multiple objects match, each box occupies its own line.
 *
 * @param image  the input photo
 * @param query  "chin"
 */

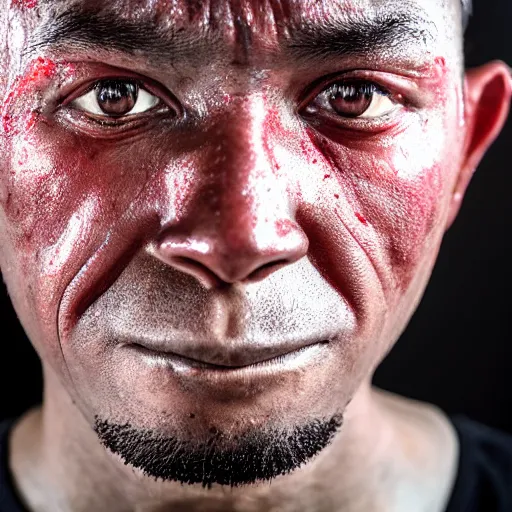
xmin=92 ymin=406 xmax=344 ymax=488
xmin=61 ymin=330 xmax=356 ymax=486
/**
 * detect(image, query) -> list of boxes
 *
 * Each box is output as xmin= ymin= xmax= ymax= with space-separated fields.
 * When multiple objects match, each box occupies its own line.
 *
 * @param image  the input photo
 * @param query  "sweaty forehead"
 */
xmin=39 ymin=0 xmax=452 ymax=35
xmin=3 ymin=0 xmax=462 ymax=81
xmin=17 ymin=0 xmax=460 ymax=64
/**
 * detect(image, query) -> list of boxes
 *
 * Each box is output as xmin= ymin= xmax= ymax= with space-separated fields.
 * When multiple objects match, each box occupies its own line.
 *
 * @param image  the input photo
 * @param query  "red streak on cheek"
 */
xmin=300 ymin=140 xmax=317 ymax=161
xmin=334 ymin=194 xmax=339 ymax=199
xmin=17 ymin=148 xmax=28 ymax=166
xmin=324 ymin=174 xmax=331 ymax=180
xmin=24 ymin=112 xmax=39 ymax=132
xmin=260 ymin=106 xmax=296 ymax=175
xmin=1 ymin=57 xmax=57 ymax=135
xmin=355 ymin=213 xmax=368 ymax=226
xmin=11 ymin=0 xmax=37 ymax=7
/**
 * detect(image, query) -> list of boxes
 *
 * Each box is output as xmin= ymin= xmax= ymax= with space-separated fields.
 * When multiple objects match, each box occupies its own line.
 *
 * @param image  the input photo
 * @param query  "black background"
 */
xmin=1 ymin=0 xmax=511 ymax=431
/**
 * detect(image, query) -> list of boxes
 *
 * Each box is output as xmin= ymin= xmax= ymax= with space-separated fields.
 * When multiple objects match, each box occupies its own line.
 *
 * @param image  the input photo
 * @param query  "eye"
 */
xmin=71 ymin=79 xmax=160 ymax=118
xmin=307 ymin=81 xmax=398 ymax=119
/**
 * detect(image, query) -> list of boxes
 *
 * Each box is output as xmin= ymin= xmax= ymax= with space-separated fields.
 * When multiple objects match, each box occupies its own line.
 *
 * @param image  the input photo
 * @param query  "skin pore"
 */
xmin=0 ymin=0 xmax=510 ymax=511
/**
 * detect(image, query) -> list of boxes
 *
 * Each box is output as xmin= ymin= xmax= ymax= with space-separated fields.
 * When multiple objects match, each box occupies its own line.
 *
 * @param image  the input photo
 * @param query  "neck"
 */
xmin=10 ymin=367 xmax=458 ymax=512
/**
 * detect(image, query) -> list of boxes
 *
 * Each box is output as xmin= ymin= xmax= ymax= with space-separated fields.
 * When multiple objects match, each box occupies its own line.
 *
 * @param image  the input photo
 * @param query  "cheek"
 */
xmin=10 ymin=0 xmax=38 ymax=8
xmin=0 ymin=124 xmax=187 ymax=331
xmin=301 ymin=112 xmax=455 ymax=294
xmin=354 ymin=156 xmax=445 ymax=285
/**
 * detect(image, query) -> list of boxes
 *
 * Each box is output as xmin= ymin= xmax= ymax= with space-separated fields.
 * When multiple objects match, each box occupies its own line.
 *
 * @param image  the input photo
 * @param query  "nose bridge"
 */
xmin=152 ymin=93 xmax=308 ymax=286
xmin=201 ymin=93 xmax=289 ymax=235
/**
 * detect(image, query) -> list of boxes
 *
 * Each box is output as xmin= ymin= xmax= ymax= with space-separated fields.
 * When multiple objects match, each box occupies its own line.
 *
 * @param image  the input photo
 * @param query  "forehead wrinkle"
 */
xmin=22 ymin=2 xmax=219 ymax=63
xmin=22 ymin=0 xmax=293 ymax=65
xmin=20 ymin=0 xmax=451 ymax=71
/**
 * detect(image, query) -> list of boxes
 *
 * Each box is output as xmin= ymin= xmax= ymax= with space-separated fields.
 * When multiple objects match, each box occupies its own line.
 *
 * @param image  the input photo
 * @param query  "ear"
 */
xmin=446 ymin=61 xmax=512 ymax=229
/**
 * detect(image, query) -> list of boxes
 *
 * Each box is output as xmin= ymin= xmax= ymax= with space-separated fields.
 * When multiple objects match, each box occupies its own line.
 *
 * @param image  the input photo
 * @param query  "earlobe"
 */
xmin=446 ymin=61 xmax=512 ymax=229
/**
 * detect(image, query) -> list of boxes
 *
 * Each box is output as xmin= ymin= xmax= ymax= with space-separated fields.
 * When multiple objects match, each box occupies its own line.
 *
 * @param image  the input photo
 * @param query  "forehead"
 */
xmin=43 ymin=0 xmax=453 ymax=22
xmin=3 ymin=0 xmax=462 ymax=87
xmin=31 ymin=0 xmax=457 ymax=49
xmin=8 ymin=0 xmax=459 ymax=76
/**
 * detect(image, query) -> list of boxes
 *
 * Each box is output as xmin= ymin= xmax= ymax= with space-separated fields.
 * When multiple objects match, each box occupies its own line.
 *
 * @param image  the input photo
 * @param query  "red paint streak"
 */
xmin=2 ymin=116 xmax=15 ymax=135
xmin=2 ymin=57 xmax=57 ymax=135
xmin=275 ymin=219 xmax=294 ymax=237
xmin=11 ymin=0 xmax=38 ymax=7
xmin=24 ymin=111 xmax=39 ymax=132
xmin=300 ymin=140 xmax=315 ymax=160
xmin=355 ymin=213 xmax=368 ymax=225
xmin=17 ymin=148 xmax=28 ymax=167
xmin=434 ymin=57 xmax=446 ymax=68
xmin=312 ymin=159 xmax=318 ymax=164
xmin=334 ymin=194 xmax=339 ymax=199
xmin=323 ymin=174 xmax=331 ymax=180
xmin=260 ymin=105 xmax=297 ymax=177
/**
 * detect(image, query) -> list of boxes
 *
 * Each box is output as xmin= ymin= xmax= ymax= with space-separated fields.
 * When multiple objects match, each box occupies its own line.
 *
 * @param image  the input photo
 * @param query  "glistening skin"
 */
xmin=0 ymin=1 xmax=511 ymax=511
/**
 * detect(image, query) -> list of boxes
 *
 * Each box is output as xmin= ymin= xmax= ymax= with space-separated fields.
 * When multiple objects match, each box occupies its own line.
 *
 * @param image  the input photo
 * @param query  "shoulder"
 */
xmin=445 ymin=415 xmax=512 ymax=512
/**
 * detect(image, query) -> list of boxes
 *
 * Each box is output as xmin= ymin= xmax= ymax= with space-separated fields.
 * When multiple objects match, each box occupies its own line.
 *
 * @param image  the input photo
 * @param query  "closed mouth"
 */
xmin=130 ymin=340 xmax=330 ymax=371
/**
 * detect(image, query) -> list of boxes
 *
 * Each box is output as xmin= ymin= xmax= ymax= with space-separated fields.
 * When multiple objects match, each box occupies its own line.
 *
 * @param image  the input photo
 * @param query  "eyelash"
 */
xmin=61 ymin=77 xmax=179 ymax=130
xmin=330 ymin=81 xmax=385 ymax=97
xmin=298 ymin=77 xmax=407 ymax=134
xmin=60 ymin=73 xmax=407 ymax=138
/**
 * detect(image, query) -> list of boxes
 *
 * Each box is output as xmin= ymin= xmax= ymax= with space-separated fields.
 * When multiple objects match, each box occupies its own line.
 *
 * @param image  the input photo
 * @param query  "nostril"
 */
xmin=153 ymin=217 xmax=308 ymax=285
xmin=172 ymin=256 xmax=204 ymax=268
xmin=167 ymin=255 xmax=222 ymax=288
xmin=247 ymin=259 xmax=290 ymax=281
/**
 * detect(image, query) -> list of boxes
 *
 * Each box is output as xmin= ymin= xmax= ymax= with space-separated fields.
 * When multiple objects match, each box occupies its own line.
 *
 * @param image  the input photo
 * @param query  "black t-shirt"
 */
xmin=1 ymin=415 xmax=511 ymax=512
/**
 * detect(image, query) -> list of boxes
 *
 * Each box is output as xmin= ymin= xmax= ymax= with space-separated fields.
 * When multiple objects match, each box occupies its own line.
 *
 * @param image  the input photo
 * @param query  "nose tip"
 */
xmin=153 ymin=221 xmax=308 ymax=288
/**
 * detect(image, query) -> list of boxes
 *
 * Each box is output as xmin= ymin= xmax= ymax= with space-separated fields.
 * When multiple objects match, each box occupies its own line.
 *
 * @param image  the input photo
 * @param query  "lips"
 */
xmin=126 ymin=337 xmax=331 ymax=369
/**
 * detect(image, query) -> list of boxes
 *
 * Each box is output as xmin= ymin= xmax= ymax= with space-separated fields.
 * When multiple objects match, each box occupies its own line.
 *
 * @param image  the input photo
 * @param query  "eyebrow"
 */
xmin=24 ymin=6 xmax=437 ymax=66
xmin=286 ymin=11 xmax=437 ymax=63
xmin=24 ymin=7 xmax=219 ymax=62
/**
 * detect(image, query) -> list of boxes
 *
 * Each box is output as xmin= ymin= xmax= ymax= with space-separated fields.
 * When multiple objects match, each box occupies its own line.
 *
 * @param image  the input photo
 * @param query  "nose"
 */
xmin=155 ymin=216 xmax=308 ymax=287
xmin=152 ymin=96 xmax=308 ymax=288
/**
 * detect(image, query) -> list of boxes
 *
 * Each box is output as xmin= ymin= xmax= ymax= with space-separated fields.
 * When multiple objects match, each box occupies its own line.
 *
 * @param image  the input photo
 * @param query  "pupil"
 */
xmin=329 ymin=83 xmax=373 ymax=118
xmin=96 ymin=80 xmax=138 ymax=116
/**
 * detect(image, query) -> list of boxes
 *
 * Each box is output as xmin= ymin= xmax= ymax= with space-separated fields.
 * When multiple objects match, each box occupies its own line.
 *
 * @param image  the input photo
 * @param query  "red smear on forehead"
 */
xmin=1 ymin=57 xmax=56 ymax=135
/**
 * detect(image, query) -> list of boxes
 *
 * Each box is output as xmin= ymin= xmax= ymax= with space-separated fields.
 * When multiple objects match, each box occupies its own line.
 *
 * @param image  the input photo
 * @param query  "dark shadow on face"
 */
xmin=94 ymin=413 xmax=343 ymax=487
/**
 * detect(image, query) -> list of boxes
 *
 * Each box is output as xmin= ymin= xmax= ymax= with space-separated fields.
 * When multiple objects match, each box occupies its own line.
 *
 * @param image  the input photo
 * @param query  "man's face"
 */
xmin=0 ymin=0 xmax=480 ymax=486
